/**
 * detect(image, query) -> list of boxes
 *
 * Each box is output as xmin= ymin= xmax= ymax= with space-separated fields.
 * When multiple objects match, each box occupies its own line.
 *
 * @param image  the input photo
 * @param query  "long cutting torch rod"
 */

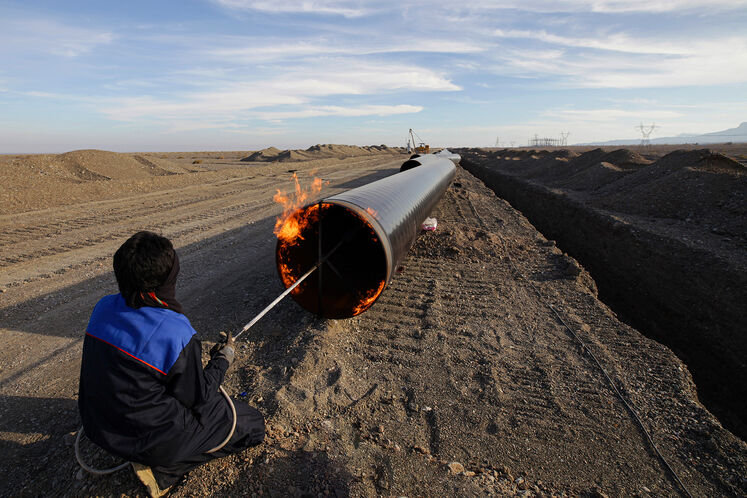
xmin=234 ymin=262 xmax=320 ymax=341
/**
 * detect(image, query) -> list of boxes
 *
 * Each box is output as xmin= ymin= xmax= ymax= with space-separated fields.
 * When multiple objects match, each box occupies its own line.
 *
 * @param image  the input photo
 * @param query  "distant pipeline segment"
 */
xmin=276 ymin=153 xmax=459 ymax=318
xmin=401 ymin=149 xmax=461 ymax=171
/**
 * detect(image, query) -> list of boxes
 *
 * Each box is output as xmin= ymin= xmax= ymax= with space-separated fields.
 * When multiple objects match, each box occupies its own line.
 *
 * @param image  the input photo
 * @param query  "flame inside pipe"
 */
xmin=275 ymin=202 xmax=388 ymax=318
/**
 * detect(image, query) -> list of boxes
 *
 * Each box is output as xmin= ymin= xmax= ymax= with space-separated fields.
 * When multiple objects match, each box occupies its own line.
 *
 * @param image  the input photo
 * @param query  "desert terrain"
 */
xmin=0 ymin=144 xmax=745 ymax=497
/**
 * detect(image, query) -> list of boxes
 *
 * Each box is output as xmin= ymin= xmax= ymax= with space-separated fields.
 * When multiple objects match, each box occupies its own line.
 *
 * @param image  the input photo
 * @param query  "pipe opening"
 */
xmin=276 ymin=202 xmax=388 ymax=318
xmin=400 ymin=159 xmax=422 ymax=172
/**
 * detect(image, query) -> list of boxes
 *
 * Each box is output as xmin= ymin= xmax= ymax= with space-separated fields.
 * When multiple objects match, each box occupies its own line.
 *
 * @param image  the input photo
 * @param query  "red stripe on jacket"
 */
xmin=86 ymin=332 xmax=168 ymax=376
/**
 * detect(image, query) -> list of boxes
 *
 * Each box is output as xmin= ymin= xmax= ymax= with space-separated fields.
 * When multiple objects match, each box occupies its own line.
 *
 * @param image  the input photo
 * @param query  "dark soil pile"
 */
xmin=597 ymin=150 xmax=746 ymax=237
xmin=459 ymin=147 xmax=747 ymax=443
xmin=468 ymin=148 xmax=746 ymax=240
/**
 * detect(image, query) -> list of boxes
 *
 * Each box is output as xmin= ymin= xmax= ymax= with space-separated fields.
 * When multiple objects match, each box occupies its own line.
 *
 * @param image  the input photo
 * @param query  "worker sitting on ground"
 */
xmin=78 ymin=231 xmax=265 ymax=497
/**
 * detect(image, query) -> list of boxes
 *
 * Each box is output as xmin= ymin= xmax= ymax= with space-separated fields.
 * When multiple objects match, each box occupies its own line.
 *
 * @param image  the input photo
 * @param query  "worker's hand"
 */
xmin=210 ymin=331 xmax=235 ymax=365
xmin=219 ymin=331 xmax=235 ymax=350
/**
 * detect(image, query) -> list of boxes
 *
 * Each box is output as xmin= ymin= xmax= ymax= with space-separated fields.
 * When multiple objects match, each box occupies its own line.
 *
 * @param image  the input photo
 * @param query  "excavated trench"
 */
xmin=461 ymin=155 xmax=747 ymax=442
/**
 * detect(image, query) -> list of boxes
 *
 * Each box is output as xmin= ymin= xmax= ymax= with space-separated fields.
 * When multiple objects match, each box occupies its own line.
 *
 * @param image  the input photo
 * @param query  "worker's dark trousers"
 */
xmin=151 ymin=402 xmax=265 ymax=489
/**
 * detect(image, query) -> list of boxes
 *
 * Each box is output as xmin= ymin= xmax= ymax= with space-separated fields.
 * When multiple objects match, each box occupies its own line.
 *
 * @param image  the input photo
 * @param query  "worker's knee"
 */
xmin=235 ymin=403 xmax=265 ymax=447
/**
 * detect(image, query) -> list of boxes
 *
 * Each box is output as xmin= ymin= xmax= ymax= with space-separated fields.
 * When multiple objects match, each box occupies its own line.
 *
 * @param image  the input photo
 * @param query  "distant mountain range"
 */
xmin=584 ymin=122 xmax=747 ymax=146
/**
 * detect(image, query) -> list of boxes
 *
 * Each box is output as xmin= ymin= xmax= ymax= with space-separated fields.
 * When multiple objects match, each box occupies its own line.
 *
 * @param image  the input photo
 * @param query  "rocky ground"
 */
xmin=0 ymin=147 xmax=745 ymax=497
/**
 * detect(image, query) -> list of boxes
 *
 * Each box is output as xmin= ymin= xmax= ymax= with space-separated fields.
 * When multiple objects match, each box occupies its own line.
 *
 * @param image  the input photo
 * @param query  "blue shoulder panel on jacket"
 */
xmin=86 ymin=294 xmax=196 ymax=375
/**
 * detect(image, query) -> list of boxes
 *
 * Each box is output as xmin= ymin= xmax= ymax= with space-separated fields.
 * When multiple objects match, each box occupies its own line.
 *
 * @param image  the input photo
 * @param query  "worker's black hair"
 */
xmin=113 ymin=231 xmax=175 ymax=294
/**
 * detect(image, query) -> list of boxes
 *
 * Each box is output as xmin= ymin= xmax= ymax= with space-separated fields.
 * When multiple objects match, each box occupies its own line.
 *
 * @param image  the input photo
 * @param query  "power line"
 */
xmin=528 ymin=132 xmax=570 ymax=148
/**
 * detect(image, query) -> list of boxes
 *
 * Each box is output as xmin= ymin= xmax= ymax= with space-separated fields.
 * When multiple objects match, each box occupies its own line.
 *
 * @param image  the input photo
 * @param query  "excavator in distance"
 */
xmin=408 ymin=129 xmax=430 ymax=154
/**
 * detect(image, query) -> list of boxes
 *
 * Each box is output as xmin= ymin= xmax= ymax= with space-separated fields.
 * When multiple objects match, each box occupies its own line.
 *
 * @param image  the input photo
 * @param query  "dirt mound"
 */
xmin=507 ymin=149 xmax=609 ymax=184
xmin=411 ymin=224 xmax=501 ymax=261
xmin=54 ymin=149 xmax=159 ymax=180
xmin=468 ymin=149 xmax=745 ymax=229
xmin=306 ymin=144 xmax=357 ymax=155
xmin=0 ymin=152 xmax=110 ymax=184
xmin=693 ymin=151 xmax=746 ymax=174
xmin=555 ymin=161 xmax=630 ymax=191
xmin=600 ymin=149 xmax=651 ymax=169
xmin=0 ymin=150 xmax=208 ymax=215
xmin=242 ymin=144 xmax=404 ymax=163
xmin=0 ymin=149 xmax=185 ymax=189
xmin=365 ymin=144 xmax=393 ymax=152
xmin=302 ymin=144 xmax=396 ymax=160
xmin=131 ymin=154 xmax=198 ymax=174
xmin=461 ymin=147 xmax=747 ymax=239
xmin=552 ymin=149 xmax=580 ymax=160
xmin=597 ymin=150 xmax=747 ymax=236
xmin=562 ymin=148 xmax=607 ymax=173
xmin=277 ymin=149 xmax=313 ymax=162
xmin=241 ymin=147 xmax=283 ymax=162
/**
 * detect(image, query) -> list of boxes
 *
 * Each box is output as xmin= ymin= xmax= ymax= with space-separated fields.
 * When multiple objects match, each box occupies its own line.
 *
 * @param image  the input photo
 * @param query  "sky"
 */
xmin=0 ymin=0 xmax=746 ymax=152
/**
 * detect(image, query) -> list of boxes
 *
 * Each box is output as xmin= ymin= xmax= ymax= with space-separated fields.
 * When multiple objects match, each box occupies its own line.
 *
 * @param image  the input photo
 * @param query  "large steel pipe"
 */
xmin=276 ymin=156 xmax=456 ymax=318
xmin=401 ymin=151 xmax=460 ymax=171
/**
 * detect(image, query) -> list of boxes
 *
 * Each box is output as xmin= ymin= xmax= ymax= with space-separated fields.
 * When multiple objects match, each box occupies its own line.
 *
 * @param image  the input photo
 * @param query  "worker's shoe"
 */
xmin=131 ymin=462 xmax=172 ymax=497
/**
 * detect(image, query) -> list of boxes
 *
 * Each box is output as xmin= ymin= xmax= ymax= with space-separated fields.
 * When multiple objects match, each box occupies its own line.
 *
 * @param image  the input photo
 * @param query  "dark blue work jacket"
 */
xmin=78 ymin=294 xmax=230 ymax=465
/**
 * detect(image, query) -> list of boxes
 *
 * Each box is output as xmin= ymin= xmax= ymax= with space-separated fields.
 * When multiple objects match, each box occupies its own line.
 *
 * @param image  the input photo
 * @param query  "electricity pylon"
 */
xmin=560 ymin=131 xmax=570 ymax=146
xmin=636 ymin=122 xmax=659 ymax=146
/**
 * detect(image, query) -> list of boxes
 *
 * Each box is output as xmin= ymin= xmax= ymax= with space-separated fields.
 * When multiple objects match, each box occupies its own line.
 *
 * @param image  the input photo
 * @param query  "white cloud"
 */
xmin=209 ymin=38 xmax=484 ymax=63
xmin=493 ymin=29 xmax=686 ymax=55
xmin=212 ymin=0 xmax=746 ymax=16
xmin=96 ymin=60 xmax=455 ymax=125
xmin=0 ymin=19 xmax=113 ymax=57
xmin=541 ymin=108 xmax=684 ymax=121
xmin=482 ymin=0 xmax=744 ymax=12
xmin=491 ymin=28 xmax=747 ymax=88
xmin=254 ymin=104 xmax=422 ymax=119
xmin=212 ymin=0 xmax=371 ymax=17
xmin=573 ymin=0 xmax=745 ymax=13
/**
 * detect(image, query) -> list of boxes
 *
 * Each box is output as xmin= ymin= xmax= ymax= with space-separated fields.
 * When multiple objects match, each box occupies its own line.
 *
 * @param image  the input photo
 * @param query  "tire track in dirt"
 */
xmin=0 ymin=195 xmax=267 ymax=268
xmin=0 ymin=159 xmax=399 ymax=288
xmin=0 ymin=157 xmax=379 ymax=249
xmin=463 ymin=179 xmax=642 ymax=437
xmin=0 ymin=176 xmax=267 ymax=249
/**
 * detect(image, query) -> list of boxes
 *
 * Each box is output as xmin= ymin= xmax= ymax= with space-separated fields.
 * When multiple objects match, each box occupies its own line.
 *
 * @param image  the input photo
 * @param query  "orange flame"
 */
xmin=273 ymin=173 xmax=325 ymax=245
xmin=276 ymin=203 xmax=322 ymax=294
xmin=274 ymin=173 xmax=327 ymax=295
xmin=352 ymin=279 xmax=386 ymax=315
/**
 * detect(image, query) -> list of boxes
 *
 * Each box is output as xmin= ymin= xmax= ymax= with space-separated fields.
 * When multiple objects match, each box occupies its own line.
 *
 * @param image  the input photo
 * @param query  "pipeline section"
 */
xmin=276 ymin=154 xmax=457 ymax=318
xmin=401 ymin=150 xmax=460 ymax=171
